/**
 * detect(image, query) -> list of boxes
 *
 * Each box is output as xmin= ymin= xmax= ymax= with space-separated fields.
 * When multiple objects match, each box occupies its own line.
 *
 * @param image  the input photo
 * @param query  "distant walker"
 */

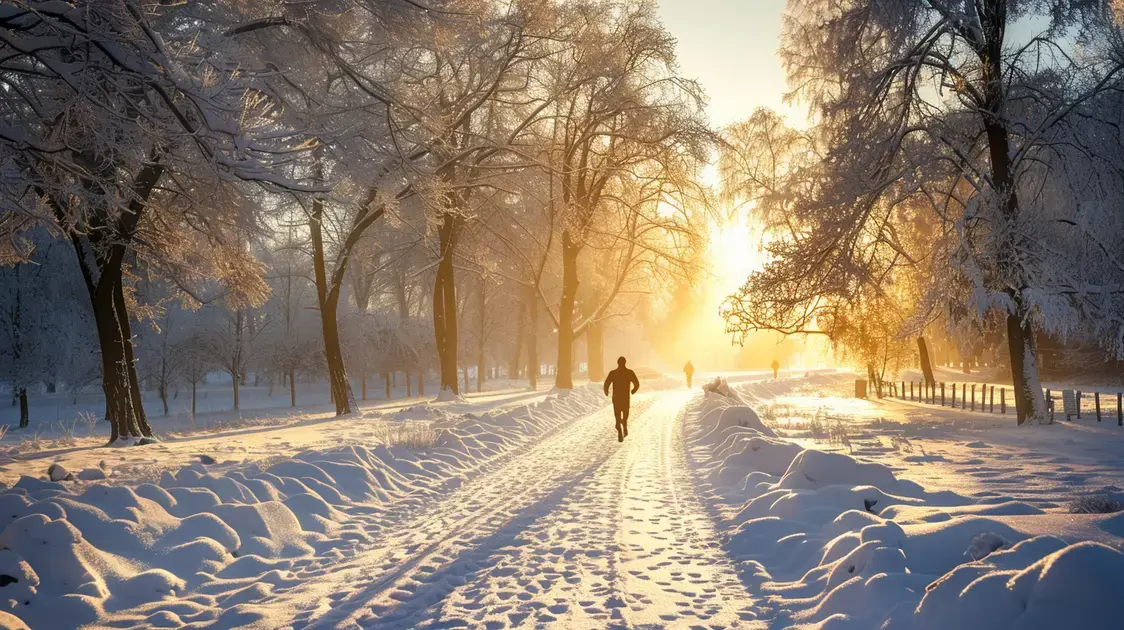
xmin=684 ymin=360 xmax=695 ymax=388
xmin=771 ymin=359 xmax=780 ymax=379
xmin=604 ymin=357 xmax=640 ymax=443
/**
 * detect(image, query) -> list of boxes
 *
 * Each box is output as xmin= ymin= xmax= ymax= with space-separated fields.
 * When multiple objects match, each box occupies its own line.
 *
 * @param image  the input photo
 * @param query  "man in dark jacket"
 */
xmin=604 ymin=356 xmax=640 ymax=442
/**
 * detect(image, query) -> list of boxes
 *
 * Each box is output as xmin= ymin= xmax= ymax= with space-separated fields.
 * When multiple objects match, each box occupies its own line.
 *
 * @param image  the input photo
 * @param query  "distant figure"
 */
xmin=684 ymin=361 xmax=695 ymax=388
xmin=604 ymin=356 xmax=640 ymax=442
xmin=771 ymin=359 xmax=780 ymax=379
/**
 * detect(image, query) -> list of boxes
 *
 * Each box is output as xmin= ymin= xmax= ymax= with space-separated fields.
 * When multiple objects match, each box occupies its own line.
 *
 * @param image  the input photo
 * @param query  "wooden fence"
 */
xmin=878 ymin=380 xmax=1124 ymax=426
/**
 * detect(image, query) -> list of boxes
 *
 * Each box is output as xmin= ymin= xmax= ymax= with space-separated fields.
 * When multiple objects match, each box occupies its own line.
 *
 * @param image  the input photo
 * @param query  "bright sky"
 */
xmin=656 ymin=0 xmax=800 ymax=128
xmin=649 ymin=1 xmax=834 ymax=369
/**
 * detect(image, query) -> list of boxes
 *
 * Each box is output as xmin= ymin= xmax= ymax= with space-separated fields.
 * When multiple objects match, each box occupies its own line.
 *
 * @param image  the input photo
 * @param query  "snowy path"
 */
xmin=174 ymin=389 xmax=759 ymax=629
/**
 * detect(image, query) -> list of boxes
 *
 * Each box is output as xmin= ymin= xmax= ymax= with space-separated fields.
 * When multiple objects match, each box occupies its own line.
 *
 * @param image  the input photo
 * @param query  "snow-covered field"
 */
xmin=0 ymin=371 xmax=1121 ymax=629
xmin=0 ymin=382 xmax=608 ymax=629
xmin=0 ymin=382 xmax=546 ymax=488
xmin=688 ymin=373 xmax=1124 ymax=629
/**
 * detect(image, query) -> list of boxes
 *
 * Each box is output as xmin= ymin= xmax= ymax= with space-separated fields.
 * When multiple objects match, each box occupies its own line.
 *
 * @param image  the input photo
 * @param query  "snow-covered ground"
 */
xmin=688 ymin=372 xmax=1124 ymax=629
xmin=0 ymin=370 xmax=1122 ymax=628
xmin=0 ymin=381 xmax=547 ymax=488
xmin=0 ymin=381 xmax=620 ymax=629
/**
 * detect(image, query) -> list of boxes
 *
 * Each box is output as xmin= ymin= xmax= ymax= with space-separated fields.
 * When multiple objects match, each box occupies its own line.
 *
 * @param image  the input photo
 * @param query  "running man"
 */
xmin=604 ymin=356 xmax=640 ymax=442
xmin=684 ymin=360 xmax=695 ymax=388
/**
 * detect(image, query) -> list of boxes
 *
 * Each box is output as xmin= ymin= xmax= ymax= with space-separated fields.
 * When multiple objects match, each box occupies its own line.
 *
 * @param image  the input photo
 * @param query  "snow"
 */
xmin=0 ymin=384 xmax=606 ymax=627
xmin=686 ymin=371 xmax=1124 ymax=629
xmin=0 ymin=370 xmax=1119 ymax=627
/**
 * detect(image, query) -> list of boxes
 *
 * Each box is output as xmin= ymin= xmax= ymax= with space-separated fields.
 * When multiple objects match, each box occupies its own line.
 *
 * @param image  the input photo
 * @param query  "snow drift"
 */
xmin=687 ymin=373 xmax=1124 ymax=630
xmin=0 ymin=386 xmax=608 ymax=627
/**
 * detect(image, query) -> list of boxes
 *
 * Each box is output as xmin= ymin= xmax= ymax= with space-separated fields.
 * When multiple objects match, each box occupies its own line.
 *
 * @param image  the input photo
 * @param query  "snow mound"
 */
xmin=434 ymin=390 xmax=467 ymax=403
xmin=0 ymin=384 xmax=609 ymax=627
xmin=778 ymin=449 xmax=912 ymax=495
xmin=911 ymin=541 xmax=1124 ymax=630
xmin=682 ymin=378 xmax=1124 ymax=630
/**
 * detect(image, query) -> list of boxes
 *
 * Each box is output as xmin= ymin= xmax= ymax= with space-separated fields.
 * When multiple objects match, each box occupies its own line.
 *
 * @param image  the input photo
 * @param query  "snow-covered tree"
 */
xmin=729 ymin=0 xmax=1124 ymax=423
xmin=0 ymin=1 xmax=315 ymax=440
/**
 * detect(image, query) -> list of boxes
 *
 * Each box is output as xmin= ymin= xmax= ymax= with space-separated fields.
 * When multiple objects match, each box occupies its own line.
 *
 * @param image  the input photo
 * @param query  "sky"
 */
xmin=655 ymin=0 xmax=800 ymax=128
xmin=648 ymin=1 xmax=833 ymax=370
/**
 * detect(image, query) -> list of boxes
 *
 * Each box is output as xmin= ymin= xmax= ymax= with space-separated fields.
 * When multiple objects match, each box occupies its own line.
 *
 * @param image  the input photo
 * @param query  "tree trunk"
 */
xmin=89 ymin=275 xmax=139 ymax=442
xmin=384 ymin=373 xmax=391 ymax=399
xmin=17 ymin=388 xmax=28 ymax=429
xmin=509 ymin=300 xmax=525 ymax=380
xmin=587 ymin=320 xmax=605 ymax=382
xmin=555 ymin=237 xmax=579 ymax=389
xmin=311 ymin=197 xmax=357 ymax=417
xmin=418 ymin=373 xmax=424 ymax=396
xmin=159 ymin=382 xmax=169 ymax=417
xmin=477 ymin=279 xmax=487 ymax=393
xmin=289 ymin=369 xmax=296 ymax=407
xmin=191 ymin=381 xmax=197 ymax=421
xmin=977 ymin=27 xmax=1046 ymax=423
xmin=432 ymin=215 xmax=460 ymax=394
xmin=866 ymin=364 xmax=883 ymax=398
xmin=231 ymin=371 xmax=240 ymax=411
xmin=1008 ymin=312 xmax=1046 ymax=424
xmin=917 ymin=337 xmax=936 ymax=385
xmin=361 ymin=372 xmax=368 ymax=401
xmin=113 ymin=274 xmax=152 ymax=437
xmin=527 ymin=295 xmax=539 ymax=391
xmin=406 ymin=371 xmax=412 ymax=397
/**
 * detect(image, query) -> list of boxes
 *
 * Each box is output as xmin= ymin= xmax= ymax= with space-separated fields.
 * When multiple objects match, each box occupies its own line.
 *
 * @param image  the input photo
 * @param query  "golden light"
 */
xmin=707 ymin=211 xmax=763 ymax=297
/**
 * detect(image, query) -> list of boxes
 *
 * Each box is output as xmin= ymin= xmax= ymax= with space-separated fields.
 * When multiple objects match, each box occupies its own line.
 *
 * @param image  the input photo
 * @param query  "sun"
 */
xmin=707 ymin=211 xmax=764 ymax=296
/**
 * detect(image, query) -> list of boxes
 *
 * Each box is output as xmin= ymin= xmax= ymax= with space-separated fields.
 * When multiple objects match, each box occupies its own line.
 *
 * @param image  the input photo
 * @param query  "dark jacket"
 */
xmin=604 ymin=367 xmax=640 ymax=406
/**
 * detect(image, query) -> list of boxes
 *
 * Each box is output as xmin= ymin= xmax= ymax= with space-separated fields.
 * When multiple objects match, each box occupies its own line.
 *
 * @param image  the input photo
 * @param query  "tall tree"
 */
xmin=0 ymin=2 xmax=312 ymax=440
xmin=731 ymin=0 xmax=1124 ymax=423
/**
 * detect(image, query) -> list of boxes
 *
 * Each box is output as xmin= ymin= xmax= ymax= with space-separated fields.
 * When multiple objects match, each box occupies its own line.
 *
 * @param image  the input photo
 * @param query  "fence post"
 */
xmin=1096 ymin=392 xmax=1102 ymax=422
xmin=971 ymin=384 xmax=976 ymax=411
xmin=1046 ymin=389 xmax=1052 ymax=421
xmin=1077 ymin=391 xmax=1082 ymax=419
xmin=941 ymin=383 xmax=946 ymax=406
xmin=1000 ymin=388 xmax=1006 ymax=414
xmin=961 ymin=384 xmax=966 ymax=409
xmin=989 ymin=386 xmax=995 ymax=413
xmin=1118 ymin=392 xmax=1122 ymax=427
xmin=911 ymin=381 xmax=914 ymax=401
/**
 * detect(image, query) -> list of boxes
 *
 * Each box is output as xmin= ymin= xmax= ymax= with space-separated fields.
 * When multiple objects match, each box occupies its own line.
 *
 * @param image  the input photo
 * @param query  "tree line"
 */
xmin=0 ymin=0 xmax=710 ymax=440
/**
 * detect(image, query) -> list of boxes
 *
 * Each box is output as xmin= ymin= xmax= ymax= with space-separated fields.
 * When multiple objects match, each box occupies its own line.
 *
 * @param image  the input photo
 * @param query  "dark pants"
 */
xmin=614 ymin=404 xmax=629 ymax=439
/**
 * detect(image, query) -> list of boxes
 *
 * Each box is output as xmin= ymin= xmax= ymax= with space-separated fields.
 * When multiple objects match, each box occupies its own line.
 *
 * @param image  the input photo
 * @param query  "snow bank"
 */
xmin=686 ymin=375 xmax=1124 ymax=629
xmin=0 ymin=385 xmax=608 ymax=627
